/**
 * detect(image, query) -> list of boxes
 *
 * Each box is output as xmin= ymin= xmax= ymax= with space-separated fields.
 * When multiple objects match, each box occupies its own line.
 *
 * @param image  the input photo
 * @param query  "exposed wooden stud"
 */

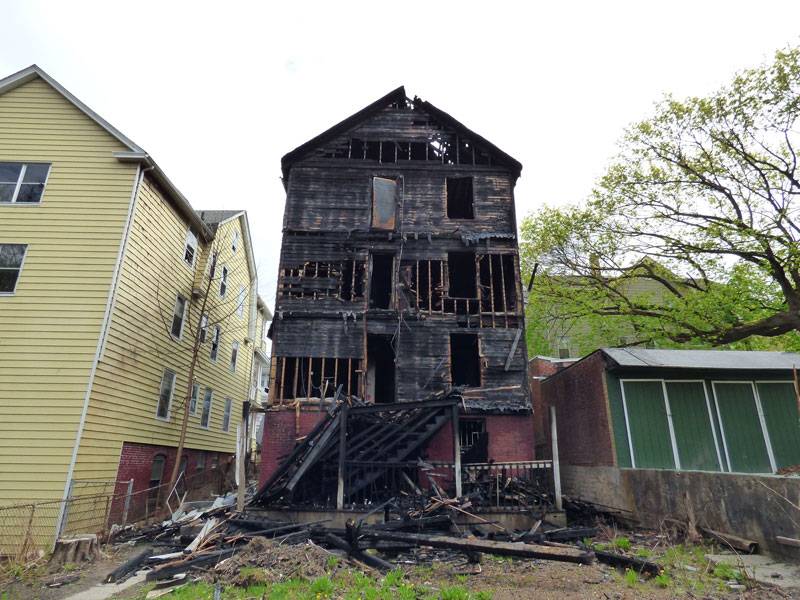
xmin=278 ymin=356 xmax=286 ymax=404
xmin=306 ymin=357 xmax=312 ymax=401
xmin=498 ymin=254 xmax=509 ymax=327
xmin=292 ymin=357 xmax=300 ymax=400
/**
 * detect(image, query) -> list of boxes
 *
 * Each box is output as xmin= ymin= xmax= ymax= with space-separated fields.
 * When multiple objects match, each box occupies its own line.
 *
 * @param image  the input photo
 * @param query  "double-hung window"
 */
xmin=208 ymin=251 xmax=218 ymax=279
xmin=210 ymin=325 xmax=221 ymax=361
xmin=171 ymin=295 xmax=187 ymax=339
xmin=0 ymin=162 xmax=50 ymax=204
xmin=222 ymin=398 xmax=233 ymax=432
xmin=230 ymin=341 xmax=239 ymax=373
xmin=236 ymin=286 xmax=246 ymax=317
xmin=199 ymin=313 xmax=209 ymax=342
xmin=0 ymin=244 xmax=28 ymax=294
xmin=231 ymin=231 xmax=239 ymax=253
xmin=200 ymin=388 xmax=213 ymax=428
xmin=156 ymin=369 xmax=176 ymax=420
xmin=184 ymin=230 xmax=198 ymax=267
xmin=189 ymin=382 xmax=199 ymax=415
xmin=219 ymin=266 xmax=228 ymax=297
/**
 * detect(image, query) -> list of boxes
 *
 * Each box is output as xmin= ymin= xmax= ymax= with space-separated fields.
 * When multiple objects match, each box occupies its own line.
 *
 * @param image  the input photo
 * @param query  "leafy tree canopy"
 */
xmin=522 ymin=47 xmax=800 ymax=353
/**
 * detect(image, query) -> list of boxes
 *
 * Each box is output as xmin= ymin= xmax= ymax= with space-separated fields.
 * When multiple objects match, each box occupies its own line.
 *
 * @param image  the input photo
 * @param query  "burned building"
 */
xmin=259 ymin=87 xmax=536 ymax=507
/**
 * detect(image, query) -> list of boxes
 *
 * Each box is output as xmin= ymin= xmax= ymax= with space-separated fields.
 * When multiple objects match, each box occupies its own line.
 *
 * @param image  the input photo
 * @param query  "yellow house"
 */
xmin=0 ymin=65 xmax=269 ymax=548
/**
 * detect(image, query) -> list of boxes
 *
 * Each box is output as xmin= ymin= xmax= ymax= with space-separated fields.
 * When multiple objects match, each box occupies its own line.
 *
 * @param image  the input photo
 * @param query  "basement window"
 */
xmin=448 ymin=252 xmax=476 ymax=298
xmin=446 ymin=177 xmax=474 ymax=219
xmin=370 ymin=253 xmax=393 ymax=309
xmin=450 ymin=333 xmax=481 ymax=387
xmin=371 ymin=177 xmax=397 ymax=230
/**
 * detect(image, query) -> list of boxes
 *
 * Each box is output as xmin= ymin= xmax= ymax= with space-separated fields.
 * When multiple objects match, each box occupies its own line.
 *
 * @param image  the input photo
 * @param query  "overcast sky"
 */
xmin=2 ymin=1 xmax=799 ymax=305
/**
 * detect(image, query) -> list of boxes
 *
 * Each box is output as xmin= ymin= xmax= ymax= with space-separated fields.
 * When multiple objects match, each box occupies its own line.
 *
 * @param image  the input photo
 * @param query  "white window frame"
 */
xmin=219 ymin=265 xmax=228 ymax=297
xmin=171 ymin=294 xmax=188 ymax=340
xmin=210 ymin=325 xmax=221 ymax=362
xmin=619 ymin=378 xmax=723 ymax=472
xmin=231 ymin=231 xmax=239 ymax=253
xmin=208 ymin=251 xmax=218 ymax=280
xmin=156 ymin=369 xmax=177 ymax=421
xmin=711 ymin=380 xmax=778 ymax=474
xmin=230 ymin=340 xmax=239 ymax=373
xmin=222 ymin=398 xmax=233 ymax=432
xmin=200 ymin=387 xmax=213 ymax=429
xmin=0 ymin=243 xmax=29 ymax=296
xmin=189 ymin=381 xmax=199 ymax=415
xmin=0 ymin=162 xmax=51 ymax=205
xmin=236 ymin=285 xmax=246 ymax=317
xmin=183 ymin=229 xmax=198 ymax=268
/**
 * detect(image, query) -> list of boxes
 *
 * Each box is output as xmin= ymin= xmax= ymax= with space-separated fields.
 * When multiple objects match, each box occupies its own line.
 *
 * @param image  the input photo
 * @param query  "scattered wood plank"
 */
xmin=593 ymin=549 xmax=661 ymax=577
xmin=104 ymin=548 xmax=151 ymax=583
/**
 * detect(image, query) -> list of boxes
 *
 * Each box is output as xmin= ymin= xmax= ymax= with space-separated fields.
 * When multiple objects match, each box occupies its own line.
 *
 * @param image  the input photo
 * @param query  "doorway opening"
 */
xmin=370 ymin=254 xmax=394 ymax=309
xmin=367 ymin=334 xmax=396 ymax=403
xmin=450 ymin=333 xmax=480 ymax=387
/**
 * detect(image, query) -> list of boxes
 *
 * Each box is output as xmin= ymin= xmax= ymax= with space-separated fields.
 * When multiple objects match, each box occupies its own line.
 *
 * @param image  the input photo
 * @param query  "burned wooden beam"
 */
xmin=360 ymin=530 xmax=594 ymax=564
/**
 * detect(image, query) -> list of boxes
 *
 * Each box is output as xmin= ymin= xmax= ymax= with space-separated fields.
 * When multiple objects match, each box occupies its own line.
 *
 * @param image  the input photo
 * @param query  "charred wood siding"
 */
xmin=271 ymin=98 xmax=530 ymax=413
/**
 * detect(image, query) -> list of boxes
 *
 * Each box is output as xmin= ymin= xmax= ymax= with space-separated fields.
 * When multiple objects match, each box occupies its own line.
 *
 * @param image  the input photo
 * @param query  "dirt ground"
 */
xmin=0 ymin=543 xmax=150 ymax=600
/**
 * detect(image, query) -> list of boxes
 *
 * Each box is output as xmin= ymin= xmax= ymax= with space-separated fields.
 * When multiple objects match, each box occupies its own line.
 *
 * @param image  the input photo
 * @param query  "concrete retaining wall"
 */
xmin=562 ymin=465 xmax=800 ymax=560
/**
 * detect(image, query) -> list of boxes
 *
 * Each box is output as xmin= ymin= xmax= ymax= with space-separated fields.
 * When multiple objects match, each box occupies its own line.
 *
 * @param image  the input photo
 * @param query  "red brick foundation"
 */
xmin=424 ymin=414 xmax=535 ymax=463
xmin=259 ymin=409 xmax=327 ymax=487
xmin=110 ymin=442 xmax=233 ymax=524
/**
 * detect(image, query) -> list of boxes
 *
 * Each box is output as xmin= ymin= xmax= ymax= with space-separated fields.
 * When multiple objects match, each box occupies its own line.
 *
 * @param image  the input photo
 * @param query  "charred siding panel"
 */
xmin=272 ymin=318 xmax=363 ymax=359
xmin=284 ymin=168 xmax=370 ymax=231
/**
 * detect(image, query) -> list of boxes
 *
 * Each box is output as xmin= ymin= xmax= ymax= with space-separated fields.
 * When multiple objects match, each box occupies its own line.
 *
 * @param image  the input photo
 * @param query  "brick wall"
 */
xmin=529 ymin=357 xmax=575 ymax=458
xmin=540 ymin=351 xmax=615 ymax=466
xmin=111 ymin=441 xmax=232 ymax=523
xmin=259 ymin=408 xmax=327 ymax=486
xmin=424 ymin=414 xmax=535 ymax=463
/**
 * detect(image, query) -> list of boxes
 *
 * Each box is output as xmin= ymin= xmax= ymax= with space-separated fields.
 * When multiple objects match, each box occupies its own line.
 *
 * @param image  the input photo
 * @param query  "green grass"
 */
xmin=623 ymin=568 xmax=638 ymax=587
xmin=611 ymin=537 xmax=632 ymax=552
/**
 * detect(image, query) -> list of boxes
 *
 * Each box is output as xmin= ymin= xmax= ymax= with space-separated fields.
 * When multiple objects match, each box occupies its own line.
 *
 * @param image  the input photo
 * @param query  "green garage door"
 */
xmin=665 ymin=382 xmax=721 ymax=471
xmin=622 ymin=380 xmax=675 ymax=469
xmin=714 ymin=382 xmax=773 ymax=473
xmin=757 ymin=382 xmax=800 ymax=469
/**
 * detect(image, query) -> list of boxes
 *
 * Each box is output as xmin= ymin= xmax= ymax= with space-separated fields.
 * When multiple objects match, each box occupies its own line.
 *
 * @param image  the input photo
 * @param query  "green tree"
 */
xmin=522 ymin=47 xmax=800 ymax=353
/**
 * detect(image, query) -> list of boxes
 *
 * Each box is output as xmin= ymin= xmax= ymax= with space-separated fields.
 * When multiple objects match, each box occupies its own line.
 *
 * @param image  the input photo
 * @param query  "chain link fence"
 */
xmin=0 ymin=464 xmax=233 ymax=561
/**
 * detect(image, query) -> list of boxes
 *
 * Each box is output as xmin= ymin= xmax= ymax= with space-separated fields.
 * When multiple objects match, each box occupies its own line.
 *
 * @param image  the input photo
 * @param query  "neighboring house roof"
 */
xmin=603 ymin=347 xmax=800 ymax=371
xmin=280 ymin=86 xmax=522 ymax=183
xmin=198 ymin=210 xmax=245 ymax=232
xmin=0 ymin=64 xmax=213 ymax=241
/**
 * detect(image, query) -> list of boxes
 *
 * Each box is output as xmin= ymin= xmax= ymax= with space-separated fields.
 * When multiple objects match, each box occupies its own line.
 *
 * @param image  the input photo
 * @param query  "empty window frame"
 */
xmin=210 ymin=325 xmax=221 ymax=361
xmin=200 ymin=388 xmax=213 ymax=428
xmin=0 ymin=162 xmax=50 ymax=204
xmin=156 ymin=369 xmax=176 ymax=420
xmin=222 ymin=398 xmax=233 ymax=431
xmin=184 ymin=230 xmax=198 ymax=267
xmin=171 ymin=295 xmax=188 ymax=339
xmin=450 ymin=333 xmax=481 ymax=387
xmin=279 ymin=260 xmax=366 ymax=301
xmin=369 ymin=253 xmax=393 ymax=309
xmin=446 ymin=177 xmax=474 ymax=219
xmin=447 ymin=252 xmax=477 ymax=298
xmin=459 ymin=419 xmax=489 ymax=463
xmin=343 ymin=137 xmax=489 ymax=166
xmin=236 ymin=285 xmax=246 ymax=317
xmin=478 ymin=254 xmax=518 ymax=319
xmin=371 ymin=177 xmax=397 ymax=230
xmin=274 ymin=356 xmax=362 ymax=401
xmin=189 ymin=381 xmax=200 ymax=415
xmin=219 ymin=266 xmax=228 ymax=297
xmin=400 ymin=259 xmax=444 ymax=313
xmin=0 ymin=243 xmax=28 ymax=294
xmin=230 ymin=341 xmax=239 ymax=373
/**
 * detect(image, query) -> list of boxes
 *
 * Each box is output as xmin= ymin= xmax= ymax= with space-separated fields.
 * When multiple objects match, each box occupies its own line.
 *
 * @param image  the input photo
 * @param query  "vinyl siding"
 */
xmin=73 ymin=190 xmax=256 ymax=483
xmin=0 ymin=77 xmax=135 ymax=510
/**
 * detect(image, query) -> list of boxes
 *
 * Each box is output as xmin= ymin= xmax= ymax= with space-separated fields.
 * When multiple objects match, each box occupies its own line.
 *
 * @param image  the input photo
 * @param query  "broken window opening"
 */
xmin=367 ymin=334 xmax=396 ymax=404
xmin=396 ymin=142 xmax=410 ymax=161
xmin=448 ymin=252 xmax=477 ymax=298
xmin=350 ymin=139 xmax=365 ymax=160
xmin=369 ymin=253 xmax=394 ymax=309
xmin=365 ymin=141 xmax=380 ymax=161
xmin=371 ymin=176 xmax=397 ymax=230
xmin=380 ymin=141 xmax=396 ymax=163
xmin=279 ymin=260 xmax=366 ymax=301
xmin=460 ymin=419 xmax=488 ymax=463
xmin=446 ymin=177 xmax=474 ymax=219
xmin=450 ymin=333 xmax=481 ymax=388
xmin=457 ymin=137 xmax=475 ymax=165
xmin=478 ymin=254 xmax=518 ymax=318
xmin=410 ymin=141 xmax=427 ymax=161
xmin=401 ymin=259 xmax=445 ymax=313
xmin=275 ymin=356 xmax=361 ymax=401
